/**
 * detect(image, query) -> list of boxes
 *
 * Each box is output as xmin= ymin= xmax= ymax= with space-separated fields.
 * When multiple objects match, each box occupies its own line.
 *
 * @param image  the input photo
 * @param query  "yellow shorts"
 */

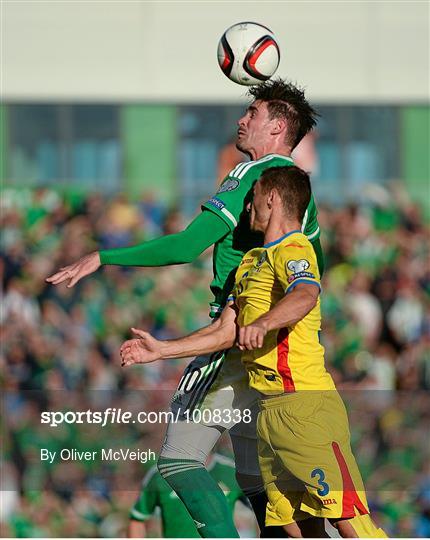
xmin=257 ymin=390 xmax=369 ymax=526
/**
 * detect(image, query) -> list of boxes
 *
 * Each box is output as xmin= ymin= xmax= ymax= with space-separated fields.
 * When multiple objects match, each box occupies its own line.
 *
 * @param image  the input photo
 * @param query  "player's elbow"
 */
xmin=299 ymin=287 xmax=319 ymax=316
xmin=288 ymin=284 xmax=319 ymax=324
xmin=187 ymin=246 xmax=207 ymax=262
xmin=294 ymin=282 xmax=319 ymax=302
xmin=305 ymin=287 xmax=319 ymax=309
xmin=174 ymin=234 xmax=207 ymax=264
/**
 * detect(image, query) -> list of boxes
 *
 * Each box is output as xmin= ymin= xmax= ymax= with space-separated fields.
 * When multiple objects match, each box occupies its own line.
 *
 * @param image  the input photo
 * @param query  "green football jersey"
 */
xmin=130 ymin=455 xmax=245 ymax=538
xmin=201 ymin=154 xmax=320 ymax=316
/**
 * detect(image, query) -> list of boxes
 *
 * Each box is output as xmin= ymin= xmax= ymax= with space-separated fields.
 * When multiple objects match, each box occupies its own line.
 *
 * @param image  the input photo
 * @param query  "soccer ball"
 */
xmin=217 ymin=22 xmax=280 ymax=86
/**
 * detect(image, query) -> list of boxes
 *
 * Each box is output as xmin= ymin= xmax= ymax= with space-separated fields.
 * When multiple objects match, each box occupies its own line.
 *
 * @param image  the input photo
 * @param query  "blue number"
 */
xmin=311 ymin=468 xmax=330 ymax=496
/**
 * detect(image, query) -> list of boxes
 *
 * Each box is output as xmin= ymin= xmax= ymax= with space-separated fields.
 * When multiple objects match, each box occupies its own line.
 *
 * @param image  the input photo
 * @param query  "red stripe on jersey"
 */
xmin=248 ymin=39 xmax=277 ymax=73
xmin=276 ymin=327 xmax=295 ymax=392
xmin=332 ymin=441 xmax=368 ymax=518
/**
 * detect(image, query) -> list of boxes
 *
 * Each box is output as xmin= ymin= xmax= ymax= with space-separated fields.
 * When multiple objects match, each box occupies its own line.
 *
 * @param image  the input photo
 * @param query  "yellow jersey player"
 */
xmin=120 ymin=166 xmax=387 ymax=538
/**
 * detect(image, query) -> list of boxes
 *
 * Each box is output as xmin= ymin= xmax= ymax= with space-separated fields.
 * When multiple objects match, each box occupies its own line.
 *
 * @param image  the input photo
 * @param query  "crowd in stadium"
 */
xmin=1 ymin=181 xmax=429 ymax=537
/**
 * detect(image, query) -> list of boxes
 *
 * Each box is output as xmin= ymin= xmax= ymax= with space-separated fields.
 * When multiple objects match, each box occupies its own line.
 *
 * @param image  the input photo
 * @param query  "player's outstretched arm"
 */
xmin=45 ymin=210 xmax=229 ymax=288
xmin=120 ymin=303 xmax=237 ymax=367
xmin=238 ymin=283 xmax=319 ymax=350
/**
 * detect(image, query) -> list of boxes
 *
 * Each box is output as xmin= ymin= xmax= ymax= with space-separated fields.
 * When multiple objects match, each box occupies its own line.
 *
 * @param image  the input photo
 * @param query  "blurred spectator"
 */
xmin=137 ymin=191 xmax=166 ymax=237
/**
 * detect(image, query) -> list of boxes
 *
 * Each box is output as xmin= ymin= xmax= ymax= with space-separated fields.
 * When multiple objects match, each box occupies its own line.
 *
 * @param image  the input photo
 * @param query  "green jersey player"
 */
xmin=128 ymin=454 xmax=250 ymax=538
xmin=46 ymin=79 xmax=321 ymax=538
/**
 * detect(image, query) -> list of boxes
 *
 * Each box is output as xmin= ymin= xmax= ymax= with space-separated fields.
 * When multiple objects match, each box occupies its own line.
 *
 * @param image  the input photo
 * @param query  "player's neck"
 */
xmin=252 ymin=142 xmax=292 ymax=161
xmin=263 ymin=213 xmax=301 ymax=245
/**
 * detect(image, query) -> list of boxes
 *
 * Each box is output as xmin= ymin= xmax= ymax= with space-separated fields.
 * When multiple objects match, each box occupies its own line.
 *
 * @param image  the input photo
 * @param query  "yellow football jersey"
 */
xmin=231 ymin=230 xmax=335 ymax=394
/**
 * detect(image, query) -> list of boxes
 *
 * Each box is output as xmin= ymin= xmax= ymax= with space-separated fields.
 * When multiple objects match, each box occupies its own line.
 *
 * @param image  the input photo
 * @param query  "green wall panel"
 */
xmin=401 ymin=106 xmax=430 ymax=216
xmin=121 ymin=105 xmax=176 ymax=202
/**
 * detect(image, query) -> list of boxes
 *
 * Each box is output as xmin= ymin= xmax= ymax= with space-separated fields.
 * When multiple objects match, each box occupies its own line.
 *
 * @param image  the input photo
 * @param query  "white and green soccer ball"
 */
xmin=217 ymin=21 xmax=280 ymax=86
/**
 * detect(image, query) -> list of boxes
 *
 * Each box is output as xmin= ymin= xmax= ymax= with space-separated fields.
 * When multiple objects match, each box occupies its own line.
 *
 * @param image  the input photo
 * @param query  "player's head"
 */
xmin=236 ymin=78 xmax=318 ymax=156
xmin=250 ymin=166 xmax=311 ymax=232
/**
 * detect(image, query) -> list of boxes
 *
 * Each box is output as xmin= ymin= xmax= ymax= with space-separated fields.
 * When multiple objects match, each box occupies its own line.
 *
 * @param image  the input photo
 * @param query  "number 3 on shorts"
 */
xmin=311 ymin=468 xmax=330 ymax=496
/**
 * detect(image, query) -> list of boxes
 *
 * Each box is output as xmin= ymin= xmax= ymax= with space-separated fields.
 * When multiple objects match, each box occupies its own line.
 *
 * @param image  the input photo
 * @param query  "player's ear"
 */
xmin=268 ymin=189 xmax=276 ymax=209
xmin=270 ymin=117 xmax=286 ymax=136
xmin=269 ymin=188 xmax=282 ymax=209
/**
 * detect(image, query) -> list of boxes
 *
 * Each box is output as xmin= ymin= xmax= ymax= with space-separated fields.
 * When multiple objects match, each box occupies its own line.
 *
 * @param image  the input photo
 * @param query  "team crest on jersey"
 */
xmin=256 ymin=251 xmax=267 ymax=268
xmin=217 ymin=179 xmax=239 ymax=193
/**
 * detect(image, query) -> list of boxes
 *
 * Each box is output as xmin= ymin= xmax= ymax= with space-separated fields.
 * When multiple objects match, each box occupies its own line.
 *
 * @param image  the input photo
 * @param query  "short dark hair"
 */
xmin=258 ymin=165 xmax=311 ymax=222
xmin=248 ymin=78 xmax=319 ymax=149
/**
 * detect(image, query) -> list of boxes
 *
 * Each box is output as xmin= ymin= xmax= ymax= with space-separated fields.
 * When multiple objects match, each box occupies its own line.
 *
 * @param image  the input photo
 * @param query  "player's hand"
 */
xmin=237 ymin=320 xmax=268 ymax=351
xmin=120 ymin=328 xmax=163 ymax=367
xmin=45 ymin=252 xmax=101 ymax=288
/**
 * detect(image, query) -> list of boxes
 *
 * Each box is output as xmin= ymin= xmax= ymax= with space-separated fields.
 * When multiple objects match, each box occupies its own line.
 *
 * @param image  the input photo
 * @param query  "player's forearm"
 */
xmin=254 ymin=285 xmax=319 ymax=333
xmin=99 ymin=211 xmax=229 ymax=267
xmin=159 ymin=323 xmax=235 ymax=359
xmin=159 ymin=306 xmax=237 ymax=358
xmin=100 ymin=233 xmax=198 ymax=266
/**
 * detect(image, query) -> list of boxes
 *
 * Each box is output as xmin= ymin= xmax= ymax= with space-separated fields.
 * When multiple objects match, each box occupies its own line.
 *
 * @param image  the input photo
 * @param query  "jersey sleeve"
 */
xmin=100 ymin=209 xmax=229 ymax=266
xmin=201 ymin=164 xmax=253 ymax=231
xmin=274 ymin=243 xmax=321 ymax=294
xmin=129 ymin=467 xmax=159 ymax=522
xmin=301 ymin=194 xmax=320 ymax=241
